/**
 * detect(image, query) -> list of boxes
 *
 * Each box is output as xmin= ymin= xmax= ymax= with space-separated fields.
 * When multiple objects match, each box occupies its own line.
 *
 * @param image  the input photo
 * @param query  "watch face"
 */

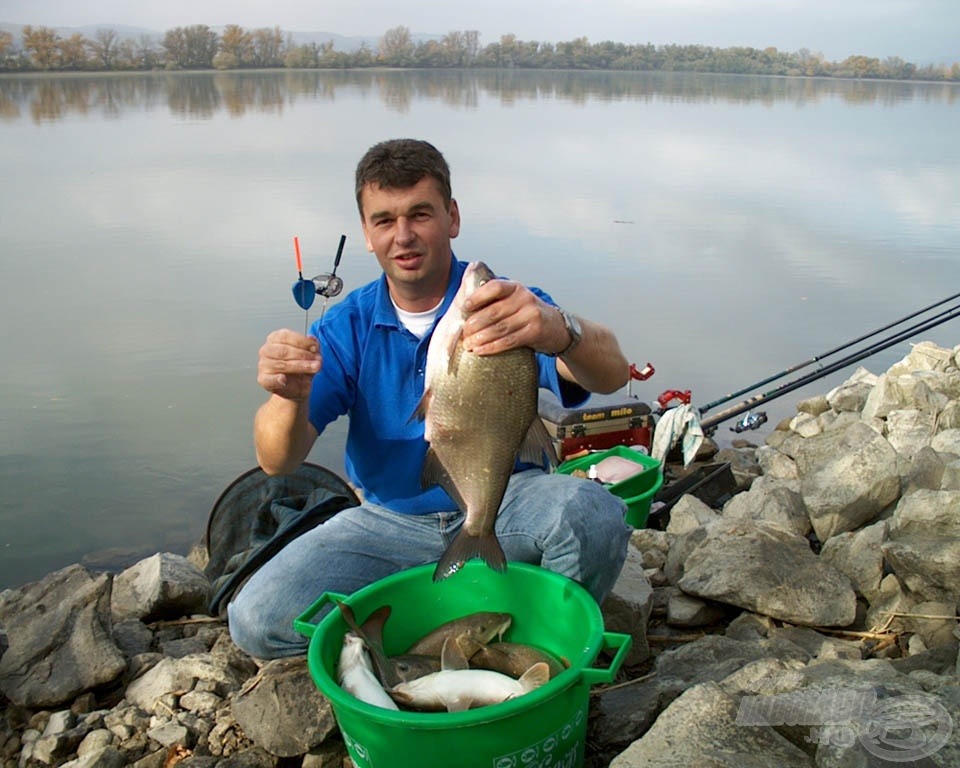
xmin=561 ymin=309 xmax=582 ymax=355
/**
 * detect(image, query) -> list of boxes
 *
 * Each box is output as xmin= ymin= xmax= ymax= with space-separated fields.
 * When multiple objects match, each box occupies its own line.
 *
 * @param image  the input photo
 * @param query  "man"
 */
xmin=229 ymin=139 xmax=632 ymax=659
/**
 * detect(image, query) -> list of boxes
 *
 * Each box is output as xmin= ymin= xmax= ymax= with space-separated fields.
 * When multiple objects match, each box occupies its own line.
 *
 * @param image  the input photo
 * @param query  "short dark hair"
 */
xmin=355 ymin=139 xmax=452 ymax=214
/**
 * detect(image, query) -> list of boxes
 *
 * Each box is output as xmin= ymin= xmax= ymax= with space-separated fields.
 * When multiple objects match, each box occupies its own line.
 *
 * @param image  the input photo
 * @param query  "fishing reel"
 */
xmin=731 ymin=410 xmax=768 ymax=433
xmin=293 ymin=234 xmax=346 ymax=310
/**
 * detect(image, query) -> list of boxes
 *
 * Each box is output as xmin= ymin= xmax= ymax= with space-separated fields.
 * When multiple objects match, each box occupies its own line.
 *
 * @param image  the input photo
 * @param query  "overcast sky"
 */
xmin=1 ymin=0 xmax=957 ymax=64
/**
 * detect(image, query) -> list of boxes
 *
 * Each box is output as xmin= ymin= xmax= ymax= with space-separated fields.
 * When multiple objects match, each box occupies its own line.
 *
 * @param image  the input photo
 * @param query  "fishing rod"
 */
xmin=699 ymin=302 xmax=960 ymax=434
xmin=698 ymin=290 xmax=960 ymax=416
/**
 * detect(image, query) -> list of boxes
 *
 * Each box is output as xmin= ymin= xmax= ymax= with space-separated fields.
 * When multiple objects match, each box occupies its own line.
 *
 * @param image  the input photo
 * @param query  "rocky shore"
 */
xmin=2 ymin=340 xmax=959 ymax=768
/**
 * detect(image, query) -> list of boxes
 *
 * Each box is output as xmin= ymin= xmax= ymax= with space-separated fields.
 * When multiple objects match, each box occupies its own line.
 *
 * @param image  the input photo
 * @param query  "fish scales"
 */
xmin=418 ymin=261 xmax=556 ymax=580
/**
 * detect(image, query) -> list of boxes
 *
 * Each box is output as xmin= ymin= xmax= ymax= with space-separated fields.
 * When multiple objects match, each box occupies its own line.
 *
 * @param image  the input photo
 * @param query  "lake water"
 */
xmin=1 ymin=69 xmax=958 ymax=591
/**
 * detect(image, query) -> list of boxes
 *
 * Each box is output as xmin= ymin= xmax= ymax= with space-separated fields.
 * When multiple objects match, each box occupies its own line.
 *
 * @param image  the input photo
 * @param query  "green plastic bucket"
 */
xmin=294 ymin=561 xmax=631 ymax=768
xmin=557 ymin=446 xmax=663 ymax=528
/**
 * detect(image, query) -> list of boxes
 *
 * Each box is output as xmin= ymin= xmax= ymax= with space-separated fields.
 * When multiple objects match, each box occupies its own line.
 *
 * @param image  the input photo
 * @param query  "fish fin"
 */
xmin=335 ymin=600 xmax=362 ymax=635
xmin=387 ymin=687 xmax=414 ymax=707
xmin=410 ymin=388 xmax=431 ymax=425
xmin=517 ymin=417 xmax=559 ymax=469
xmin=445 ymin=329 xmax=464 ymax=375
xmin=446 ymin=695 xmax=472 ymax=713
xmin=433 ymin=529 xmax=507 ymax=582
xmin=440 ymin=636 xmax=471 ymax=671
xmin=360 ymin=606 xmax=399 ymax=689
xmin=420 ymin=450 xmax=470 ymax=512
xmin=518 ymin=662 xmax=551 ymax=692
xmin=455 ymin=633 xmax=485 ymax=662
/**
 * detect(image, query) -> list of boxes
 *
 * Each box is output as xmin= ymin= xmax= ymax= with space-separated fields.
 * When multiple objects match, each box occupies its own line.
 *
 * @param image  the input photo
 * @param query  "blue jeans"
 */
xmin=227 ymin=469 xmax=631 ymax=659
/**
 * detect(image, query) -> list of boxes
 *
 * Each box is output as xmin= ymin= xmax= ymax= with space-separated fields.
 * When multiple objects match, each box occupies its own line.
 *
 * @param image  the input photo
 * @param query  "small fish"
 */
xmin=416 ymin=261 xmax=557 ymax=581
xmin=405 ymin=611 xmax=512 ymax=657
xmin=455 ymin=637 xmax=567 ymax=679
xmin=389 ymin=638 xmax=550 ymax=712
xmin=337 ymin=632 xmax=399 ymax=710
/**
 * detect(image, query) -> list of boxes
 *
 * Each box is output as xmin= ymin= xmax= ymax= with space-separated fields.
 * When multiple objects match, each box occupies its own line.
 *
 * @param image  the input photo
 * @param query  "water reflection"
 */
xmin=1 ymin=69 xmax=957 ymax=123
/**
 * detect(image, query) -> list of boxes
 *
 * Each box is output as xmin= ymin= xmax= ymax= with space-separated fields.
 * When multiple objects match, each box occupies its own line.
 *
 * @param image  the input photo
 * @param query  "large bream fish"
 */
xmin=416 ymin=261 xmax=557 ymax=581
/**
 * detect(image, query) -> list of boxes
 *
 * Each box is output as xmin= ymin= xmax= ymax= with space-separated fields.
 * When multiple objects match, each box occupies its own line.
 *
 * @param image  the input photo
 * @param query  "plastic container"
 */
xmin=294 ymin=561 xmax=631 ymax=768
xmin=557 ymin=445 xmax=663 ymax=528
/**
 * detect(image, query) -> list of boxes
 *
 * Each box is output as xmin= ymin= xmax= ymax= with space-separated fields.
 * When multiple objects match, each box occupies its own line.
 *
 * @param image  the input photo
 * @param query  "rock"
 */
xmin=882 ymin=489 xmax=960 ymax=604
xmin=899 ymin=601 xmax=958 ymax=649
xmin=666 ymin=593 xmax=727 ymax=628
xmin=931 ymin=427 xmax=960 ymax=454
xmin=678 ymin=519 xmax=857 ymax=627
xmin=602 ymin=546 xmax=654 ymax=665
xmin=664 ymin=494 xmax=718 ymax=535
xmin=653 ymin=634 xmax=808 ymax=692
xmin=938 ymin=400 xmax=960 ymax=430
xmin=587 ymin=677 xmax=674 ymax=761
xmin=125 ymin=653 xmax=244 ymax=714
xmin=894 ymin=341 xmax=958 ymax=373
xmin=797 ymin=420 xmax=900 ymax=542
xmin=721 ymin=477 xmax=810 ymax=537
xmin=714 ymin=445 xmax=762 ymax=490
xmin=609 ymin=681 xmax=814 ymax=768
xmin=797 ymin=395 xmax=831 ymax=417
xmin=901 ymin=445 xmax=948 ymax=493
xmin=0 ymin=565 xmax=126 ymax=708
xmin=230 ymin=657 xmax=337 ymax=758
xmin=755 ymin=445 xmax=799 ymax=481
xmin=825 ymin=367 xmax=877 ymax=413
xmin=886 ymin=408 xmax=938 ymax=458
xmin=111 ymin=553 xmax=212 ymax=622
xmin=862 ymin=373 xmax=948 ymax=421
xmin=819 ymin=520 xmax=887 ymax=602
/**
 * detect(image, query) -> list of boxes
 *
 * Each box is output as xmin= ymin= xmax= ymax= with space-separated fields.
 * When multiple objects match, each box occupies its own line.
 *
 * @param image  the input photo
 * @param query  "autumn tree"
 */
xmin=0 ymin=30 xmax=15 ymax=61
xmin=379 ymin=26 xmax=414 ymax=66
xmin=134 ymin=35 xmax=161 ymax=69
xmin=22 ymin=25 xmax=60 ymax=70
xmin=58 ymin=33 xmax=87 ymax=70
xmin=162 ymin=25 xmax=218 ymax=69
xmin=250 ymin=27 xmax=284 ymax=67
xmin=217 ymin=24 xmax=253 ymax=68
xmin=87 ymin=28 xmax=120 ymax=69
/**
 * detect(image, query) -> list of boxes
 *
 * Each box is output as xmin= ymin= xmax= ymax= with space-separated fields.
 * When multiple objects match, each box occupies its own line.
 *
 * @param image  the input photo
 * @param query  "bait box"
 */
xmin=538 ymin=391 xmax=653 ymax=461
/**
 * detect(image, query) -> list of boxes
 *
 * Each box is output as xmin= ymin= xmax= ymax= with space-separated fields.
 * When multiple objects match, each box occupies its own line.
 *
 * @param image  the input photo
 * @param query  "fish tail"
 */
xmin=519 ymin=662 xmax=551 ymax=692
xmin=433 ymin=529 xmax=507 ymax=581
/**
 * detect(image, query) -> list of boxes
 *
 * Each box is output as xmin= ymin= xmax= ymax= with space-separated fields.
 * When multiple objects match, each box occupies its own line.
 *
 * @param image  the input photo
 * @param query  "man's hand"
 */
xmin=257 ymin=329 xmax=322 ymax=402
xmin=460 ymin=278 xmax=630 ymax=395
xmin=461 ymin=279 xmax=568 ymax=356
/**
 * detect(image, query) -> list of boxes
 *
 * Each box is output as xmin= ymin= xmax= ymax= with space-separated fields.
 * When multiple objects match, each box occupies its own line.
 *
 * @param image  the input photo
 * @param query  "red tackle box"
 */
xmin=538 ymin=391 xmax=654 ymax=462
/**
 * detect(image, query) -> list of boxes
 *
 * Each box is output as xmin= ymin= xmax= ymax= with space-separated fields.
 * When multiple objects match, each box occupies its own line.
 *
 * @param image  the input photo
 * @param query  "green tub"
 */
xmin=294 ymin=561 xmax=631 ymax=768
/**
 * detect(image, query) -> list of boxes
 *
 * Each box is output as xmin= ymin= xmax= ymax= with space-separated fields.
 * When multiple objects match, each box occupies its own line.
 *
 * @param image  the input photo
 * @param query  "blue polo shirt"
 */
xmin=308 ymin=256 xmax=587 ymax=514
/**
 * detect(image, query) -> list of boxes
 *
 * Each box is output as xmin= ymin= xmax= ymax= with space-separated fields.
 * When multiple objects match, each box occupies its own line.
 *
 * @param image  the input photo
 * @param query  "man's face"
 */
xmin=359 ymin=176 xmax=460 ymax=309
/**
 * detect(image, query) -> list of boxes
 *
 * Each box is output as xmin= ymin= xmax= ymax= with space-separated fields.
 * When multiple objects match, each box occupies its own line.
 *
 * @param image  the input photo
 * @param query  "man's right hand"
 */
xmin=257 ymin=329 xmax=322 ymax=402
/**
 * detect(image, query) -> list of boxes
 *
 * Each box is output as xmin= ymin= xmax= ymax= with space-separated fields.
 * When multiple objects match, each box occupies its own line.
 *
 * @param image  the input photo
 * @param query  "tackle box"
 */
xmin=538 ymin=391 xmax=654 ymax=462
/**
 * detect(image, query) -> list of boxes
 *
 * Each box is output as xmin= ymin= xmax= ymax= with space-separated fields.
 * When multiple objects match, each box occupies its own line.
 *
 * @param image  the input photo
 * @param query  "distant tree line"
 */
xmin=2 ymin=24 xmax=958 ymax=82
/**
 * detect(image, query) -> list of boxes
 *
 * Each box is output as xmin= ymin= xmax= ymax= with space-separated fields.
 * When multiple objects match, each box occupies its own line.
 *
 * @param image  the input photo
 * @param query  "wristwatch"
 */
xmin=556 ymin=307 xmax=582 ymax=357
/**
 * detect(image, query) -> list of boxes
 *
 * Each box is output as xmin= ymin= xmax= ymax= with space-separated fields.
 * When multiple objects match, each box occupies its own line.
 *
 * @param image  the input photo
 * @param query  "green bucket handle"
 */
xmin=580 ymin=630 xmax=632 ymax=686
xmin=293 ymin=590 xmax=348 ymax=639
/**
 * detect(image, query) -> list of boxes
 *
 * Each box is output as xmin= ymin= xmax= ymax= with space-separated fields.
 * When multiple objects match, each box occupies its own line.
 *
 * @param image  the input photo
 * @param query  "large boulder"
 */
xmin=882 ymin=489 xmax=960 ymax=604
xmin=609 ymin=681 xmax=814 ymax=768
xmin=797 ymin=420 xmax=900 ymax=542
xmin=0 ymin=565 xmax=126 ymax=707
xmin=678 ymin=519 xmax=857 ymax=627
